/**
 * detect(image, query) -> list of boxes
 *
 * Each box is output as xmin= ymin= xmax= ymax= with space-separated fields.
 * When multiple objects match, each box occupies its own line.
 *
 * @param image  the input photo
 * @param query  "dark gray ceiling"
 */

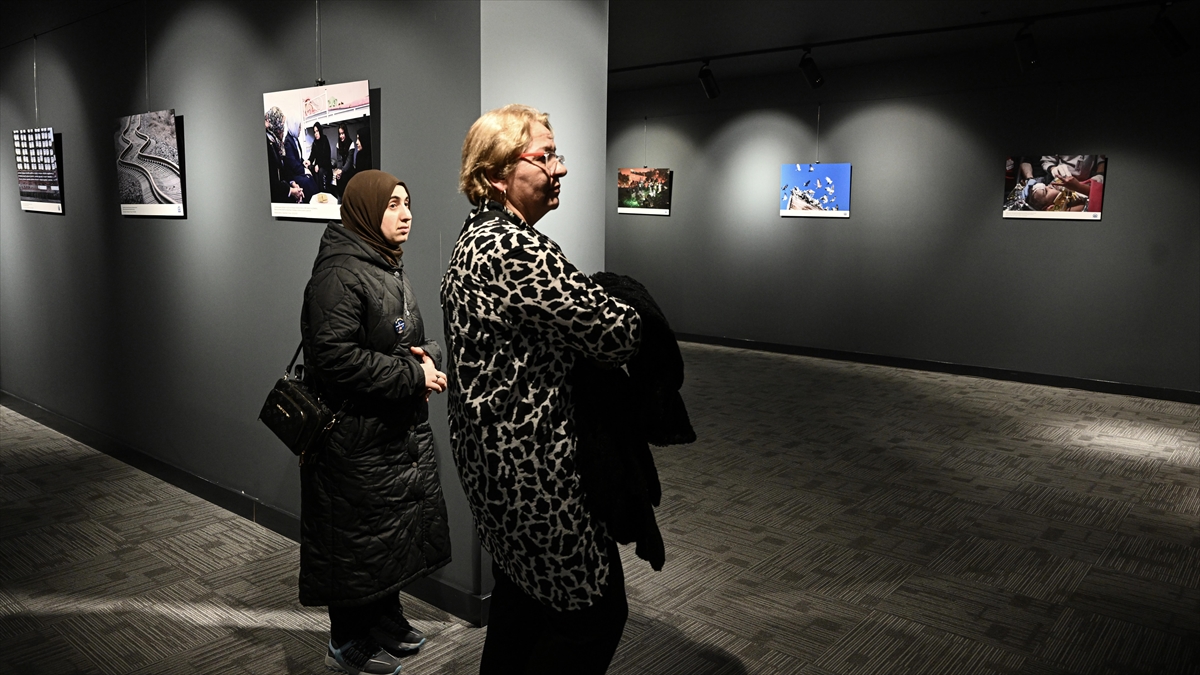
xmin=3 ymin=1 xmax=1194 ymax=86
xmin=0 ymin=0 xmax=130 ymax=49
xmin=608 ymin=0 xmax=1197 ymax=89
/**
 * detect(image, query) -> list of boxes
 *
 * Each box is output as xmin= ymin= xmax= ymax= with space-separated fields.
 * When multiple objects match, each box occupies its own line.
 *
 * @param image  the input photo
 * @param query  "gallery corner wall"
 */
xmin=605 ymin=38 xmax=1200 ymax=395
xmin=0 ymin=0 xmax=485 ymax=621
xmin=481 ymin=0 xmax=609 ymax=275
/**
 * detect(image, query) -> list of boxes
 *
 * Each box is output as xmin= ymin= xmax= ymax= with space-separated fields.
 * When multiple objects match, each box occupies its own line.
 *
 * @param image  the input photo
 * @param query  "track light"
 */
xmin=1014 ymin=24 xmax=1039 ymax=73
xmin=799 ymin=49 xmax=823 ymax=88
xmin=698 ymin=61 xmax=720 ymax=99
xmin=1153 ymin=14 xmax=1190 ymax=56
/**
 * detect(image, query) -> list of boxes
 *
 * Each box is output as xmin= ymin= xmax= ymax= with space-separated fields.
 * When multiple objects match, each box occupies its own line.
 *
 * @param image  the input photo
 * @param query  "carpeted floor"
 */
xmin=1 ymin=342 xmax=1197 ymax=674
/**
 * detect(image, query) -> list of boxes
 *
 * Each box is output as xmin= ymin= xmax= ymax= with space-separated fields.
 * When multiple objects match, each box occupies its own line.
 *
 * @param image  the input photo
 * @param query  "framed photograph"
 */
xmin=1003 ymin=155 xmax=1106 ymax=220
xmin=263 ymin=80 xmax=371 ymax=219
xmin=781 ymin=163 xmax=851 ymax=218
xmin=617 ymin=167 xmax=673 ymax=215
xmin=115 ymin=109 xmax=184 ymax=217
xmin=12 ymin=127 xmax=63 ymax=213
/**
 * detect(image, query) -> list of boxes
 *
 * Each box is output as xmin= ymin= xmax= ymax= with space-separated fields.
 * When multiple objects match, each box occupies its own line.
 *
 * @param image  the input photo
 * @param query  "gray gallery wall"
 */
xmin=0 ymin=0 xmax=483 ymax=611
xmin=606 ymin=36 xmax=1200 ymax=393
xmin=480 ymin=0 xmax=610 ymax=274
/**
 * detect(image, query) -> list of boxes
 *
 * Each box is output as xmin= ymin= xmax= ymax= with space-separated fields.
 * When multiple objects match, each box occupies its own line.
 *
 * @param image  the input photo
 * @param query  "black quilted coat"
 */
xmin=298 ymin=223 xmax=451 ymax=607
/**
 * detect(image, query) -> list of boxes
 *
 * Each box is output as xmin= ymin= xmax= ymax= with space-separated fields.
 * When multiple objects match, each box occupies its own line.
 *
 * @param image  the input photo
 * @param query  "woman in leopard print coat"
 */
xmin=442 ymin=105 xmax=641 ymax=674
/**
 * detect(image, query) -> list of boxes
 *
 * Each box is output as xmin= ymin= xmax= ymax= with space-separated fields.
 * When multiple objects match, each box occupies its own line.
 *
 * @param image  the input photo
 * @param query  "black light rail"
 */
xmin=609 ymin=0 xmax=1191 ymax=74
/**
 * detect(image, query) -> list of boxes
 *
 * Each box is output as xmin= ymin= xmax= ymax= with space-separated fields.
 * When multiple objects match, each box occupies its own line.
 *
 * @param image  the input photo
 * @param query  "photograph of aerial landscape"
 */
xmin=114 ymin=109 xmax=184 ymax=216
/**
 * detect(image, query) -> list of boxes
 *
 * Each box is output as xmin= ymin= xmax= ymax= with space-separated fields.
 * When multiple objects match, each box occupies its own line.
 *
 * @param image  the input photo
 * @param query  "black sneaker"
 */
xmin=325 ymin=638 xmax=403 ymax=675
xmin=371 ymin=610 xmax=426 ymax=655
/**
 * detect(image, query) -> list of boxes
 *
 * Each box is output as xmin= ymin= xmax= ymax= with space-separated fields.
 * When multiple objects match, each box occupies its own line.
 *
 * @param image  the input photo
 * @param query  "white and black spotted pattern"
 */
xmin=440 ymin=204 xmax=641 ymax=611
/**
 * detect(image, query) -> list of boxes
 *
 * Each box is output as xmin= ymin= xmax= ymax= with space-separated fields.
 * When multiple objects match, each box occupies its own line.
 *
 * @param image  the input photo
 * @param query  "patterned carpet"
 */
xmin=1 ymin=341 xmax=1197 ymax=674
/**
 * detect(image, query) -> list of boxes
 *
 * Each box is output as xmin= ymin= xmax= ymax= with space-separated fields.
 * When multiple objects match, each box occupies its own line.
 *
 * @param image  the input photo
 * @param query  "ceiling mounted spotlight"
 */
xmin=698 ymin=61 xmax=720 ymax=99
xmin=799 ymin=49 xmax=823 ymax=89
xmin=1014 ymin=24 xmax=1039 ymax=73
xmin=1153 ymin=13 xmax=1190 ymax=56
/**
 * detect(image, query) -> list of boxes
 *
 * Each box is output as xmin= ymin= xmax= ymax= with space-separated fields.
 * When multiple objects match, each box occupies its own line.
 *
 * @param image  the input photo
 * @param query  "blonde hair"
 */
xmin=459 ymin=104 xmax=552 ymax=205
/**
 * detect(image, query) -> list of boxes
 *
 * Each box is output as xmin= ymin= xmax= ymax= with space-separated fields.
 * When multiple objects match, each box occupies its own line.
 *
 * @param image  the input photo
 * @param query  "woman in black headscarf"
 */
xmin=335 ymin=124 xmax=353 ymax=173
xmin=300 ymin=169 xmax=452 ymax=675
xmin=307 ymin=122 xmax=333 ymax=194
xmin=352 ymin=127 xmax=373 ymax=174
xmin=333 ymin=126 xmax=371 ymax=199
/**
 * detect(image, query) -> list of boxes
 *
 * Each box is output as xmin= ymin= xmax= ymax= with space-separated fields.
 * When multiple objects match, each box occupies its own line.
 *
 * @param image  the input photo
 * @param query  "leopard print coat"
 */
xmin=441 ymin=203 xmax=641 ymax=611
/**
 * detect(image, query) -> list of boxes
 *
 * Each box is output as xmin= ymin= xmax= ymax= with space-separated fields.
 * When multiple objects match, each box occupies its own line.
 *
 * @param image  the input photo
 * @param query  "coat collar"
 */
xmin=314 ymin=221 xmax=402 ymax=273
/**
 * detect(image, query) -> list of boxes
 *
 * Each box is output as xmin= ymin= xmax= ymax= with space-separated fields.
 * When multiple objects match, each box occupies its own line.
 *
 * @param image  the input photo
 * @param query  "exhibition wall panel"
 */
xmin=606 ymin=44 xmax=1200 ymax=393
xmin=481 ymin=0 xmax=609 ymax=274
xmin=0 ymin=0 xmax=483 ymax=614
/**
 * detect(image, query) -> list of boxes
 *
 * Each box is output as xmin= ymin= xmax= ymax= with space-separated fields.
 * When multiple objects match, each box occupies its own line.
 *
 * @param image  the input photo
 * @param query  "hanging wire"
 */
xmin=315 ymin=0 xmax=324 ymax=85
xmin=33 ymin=35 xmax=39 ymax=127
xmin=815 ymin=103 xmax=821 ymax=164
xmin=143 ymin=0 xmax=150 ymax=112
xmin=643 ymin=117 xmax=648 ymax=168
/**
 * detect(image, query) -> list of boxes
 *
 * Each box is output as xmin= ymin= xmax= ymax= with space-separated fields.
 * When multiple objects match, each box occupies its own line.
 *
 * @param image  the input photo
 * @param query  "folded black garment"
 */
xmin=572 ymin=273 xmax=696 ymax=571
xmin=592 ymin=272 xmax=695 ymax=445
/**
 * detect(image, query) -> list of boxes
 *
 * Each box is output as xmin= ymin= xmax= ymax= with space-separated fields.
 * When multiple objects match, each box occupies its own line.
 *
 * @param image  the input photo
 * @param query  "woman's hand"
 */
xmin=412 ymin=346 xmax=447 ymax=400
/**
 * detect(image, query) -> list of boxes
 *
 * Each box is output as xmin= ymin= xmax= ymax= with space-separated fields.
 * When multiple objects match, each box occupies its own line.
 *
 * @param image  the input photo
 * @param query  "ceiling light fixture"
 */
xmin=698 ymin=60 xmax=720 ymax=99
xmin=799 ymin=49 xmax=823 ymax=88
xmin=612 ymin=2 xmax=1179 ymax=88
xmin=1153 ymin=11 xmax=1190 ymax=56
xmin=1014 ymin=23 xmax=1039 ymax=73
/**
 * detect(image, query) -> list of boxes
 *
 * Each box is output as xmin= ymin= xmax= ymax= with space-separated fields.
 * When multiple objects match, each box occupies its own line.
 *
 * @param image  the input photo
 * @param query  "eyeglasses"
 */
xmin=517 ymin=151 xmax=566 ymax=169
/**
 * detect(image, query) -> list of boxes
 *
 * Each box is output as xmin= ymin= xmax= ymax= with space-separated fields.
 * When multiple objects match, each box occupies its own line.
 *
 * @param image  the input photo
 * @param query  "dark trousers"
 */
xmin=480 ymin=542 xmax=628 ymax=675
xmin=328 ymin=594 xmax=401 ymax=646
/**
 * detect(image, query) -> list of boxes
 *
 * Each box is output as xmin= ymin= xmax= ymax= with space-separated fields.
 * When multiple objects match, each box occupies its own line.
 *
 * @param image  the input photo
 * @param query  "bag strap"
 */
xmin=286 ymin=341 xmax=303 ymax=376
xmin=289 ymin=339 xmax=348 ymax=415
xmin=289 ymin=340 xmax=348 ymax=467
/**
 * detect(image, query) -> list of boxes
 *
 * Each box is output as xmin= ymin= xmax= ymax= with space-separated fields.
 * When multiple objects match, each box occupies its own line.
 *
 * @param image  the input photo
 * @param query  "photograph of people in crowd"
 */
xmin=617 ymin=167 xmax=673 ymax=215
xmin=262 ymin=80 xmax=371 ymax=219
xmin=1003 ymin=154 xmax=1106 ymax=220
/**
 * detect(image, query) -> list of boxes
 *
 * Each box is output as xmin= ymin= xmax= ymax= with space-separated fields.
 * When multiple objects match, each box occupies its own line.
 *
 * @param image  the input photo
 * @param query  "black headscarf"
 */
xmin=336 ymin=125 xmax=352 ymax=164
xmin=309 ymin=122 xmax=331 ymax=171
xmin=340 ymin=170 xmax=406 ymax=266
xmin=354 ymin=127 xmax=373 ymax=171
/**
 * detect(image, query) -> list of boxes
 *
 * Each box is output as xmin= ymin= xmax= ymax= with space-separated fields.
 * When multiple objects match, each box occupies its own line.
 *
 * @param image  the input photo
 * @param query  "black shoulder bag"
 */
xmin=258 ymin=343 xmax=343 ymax=465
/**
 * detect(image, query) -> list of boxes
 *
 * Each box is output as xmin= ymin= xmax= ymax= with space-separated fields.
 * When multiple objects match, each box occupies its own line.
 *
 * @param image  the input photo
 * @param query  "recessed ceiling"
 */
xmin=608 ymin=0 xmax=1195 ymax=90
xmin=4 ymin=1 xmax=1193 ymax=87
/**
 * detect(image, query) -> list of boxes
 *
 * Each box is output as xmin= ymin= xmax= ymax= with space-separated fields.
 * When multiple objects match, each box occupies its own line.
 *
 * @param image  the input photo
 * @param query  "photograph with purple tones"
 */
xmin=263 ymin=80 xmax=371 ymax=220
